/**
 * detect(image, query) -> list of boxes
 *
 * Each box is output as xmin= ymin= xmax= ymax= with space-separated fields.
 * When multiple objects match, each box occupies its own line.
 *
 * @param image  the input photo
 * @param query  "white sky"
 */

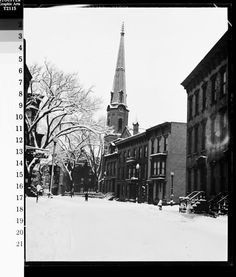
xmin=24 ymin=6 xmax=228 ymax=130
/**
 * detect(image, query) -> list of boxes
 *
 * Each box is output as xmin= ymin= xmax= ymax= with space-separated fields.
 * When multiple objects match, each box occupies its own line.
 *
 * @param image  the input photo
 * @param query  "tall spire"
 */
xmin=110 ymin=22 xmax=127 ymax=106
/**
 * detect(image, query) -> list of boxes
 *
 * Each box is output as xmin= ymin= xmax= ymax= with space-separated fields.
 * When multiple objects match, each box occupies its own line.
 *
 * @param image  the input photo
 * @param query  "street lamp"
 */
xmin=49 ymin=137 xmax=58 ymax=197
xmin=136 ymin=163 xmax=140 ymax=203
xmin=170 ymin=171 xmax=174 ymax=205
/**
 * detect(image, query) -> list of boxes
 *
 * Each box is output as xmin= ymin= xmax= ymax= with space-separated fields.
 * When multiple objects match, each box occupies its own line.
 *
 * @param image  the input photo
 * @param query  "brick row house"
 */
xmin=102 ymin=122 xmax=186 ymax=204
xmin=181 ymin=30 xmax=230 ymax=198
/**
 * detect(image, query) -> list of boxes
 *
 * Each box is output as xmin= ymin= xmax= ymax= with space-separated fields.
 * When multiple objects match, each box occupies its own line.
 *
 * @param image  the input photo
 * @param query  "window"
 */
xmin=195 ymin=90 xmax=199 ymax=116
xmin=118 ymin=118 xmax=123 ymax=132
xmin=211 ymin=75 xmax=217 ymax=104
xmin=123 ymin=151 xmax=126 ymax=162
xmin=194 ymin=125 xmax=199 ymax=153
xmin=194 ymin=167 xmax=198 ymax=191
xmin=187 ymin=169 xmax=192 ymax=194
xmin=211 ymin=116 xmax=217 ymax=144
xmin=144 ymin=163 xmax=147 ymax=179
xmin=157 ymin=161 xmax=160 ymax=175
xmin=132 ymin=166 xmax=136 ymax=177
xmin=119 ymin=91 xmax=124 ymax=103
xmin=164 ymin=136 xmax=168 ymax=152
xmin=153 ymin=161 xmax=157 ymax=175
xmin=161 ymin=161 xmax=166 ymax=175
xmin=110 ymin=92 xmax=114 ymax=102
xmin=151 ymin=139 xmax=155 ymax=154
xmin=144 ymin=145 xmax=148 ymax=157
xmin=157 ymin=137 xmax=161 ymax=153
xmin=188 ymin=96 xmax=193 ymax=120
xmin=220 ymin=110 xmax=228 ymax=140
xmin=133 ymin=148 xmax=136 ymax=158
xmin=187 ymin=128 xmax=192 ymax=155
xmin=210 ymin=162 xmax=216 ymax=194
xmin=202 ymin=83 xmax=207 ymax=111
xmin=220 ymin=68 xmax=227 ymax=97
xmin=201 ymin=121 xmax=206 ymax=150
xmin=127 ymin=149 xmax=130 ymax=158
xmin=139 ymin=146 xmax=142 ymax=158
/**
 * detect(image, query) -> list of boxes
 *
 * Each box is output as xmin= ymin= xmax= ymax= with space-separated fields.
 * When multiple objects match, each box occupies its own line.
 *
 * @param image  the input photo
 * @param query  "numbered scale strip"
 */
xmin=0 ymin=2 xmax=24 ymax=276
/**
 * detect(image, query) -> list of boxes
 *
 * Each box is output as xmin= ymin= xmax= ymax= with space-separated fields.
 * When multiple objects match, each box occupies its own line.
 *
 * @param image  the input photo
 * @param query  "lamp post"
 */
xmin=170 ymin=171 xmax=174 ymax=205
xmin=49 ymin=137 xmax=58 ymax=197
xmin=136 ymin=163 xmax=140 ymax=203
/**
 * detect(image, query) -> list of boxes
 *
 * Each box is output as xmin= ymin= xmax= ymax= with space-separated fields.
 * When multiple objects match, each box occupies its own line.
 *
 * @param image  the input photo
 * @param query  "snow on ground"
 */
xmin=26 ymin=195 xmax=228 ymax=261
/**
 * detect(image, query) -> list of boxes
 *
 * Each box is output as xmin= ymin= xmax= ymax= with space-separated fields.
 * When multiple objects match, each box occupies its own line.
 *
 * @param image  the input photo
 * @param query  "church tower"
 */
xmin=107 ymin=22 xmax=129 ymax=134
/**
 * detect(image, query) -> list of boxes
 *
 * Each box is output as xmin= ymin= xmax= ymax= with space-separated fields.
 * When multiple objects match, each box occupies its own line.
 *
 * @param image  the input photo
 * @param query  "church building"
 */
xmin=104 ymin=23 xmax=131 ymax=153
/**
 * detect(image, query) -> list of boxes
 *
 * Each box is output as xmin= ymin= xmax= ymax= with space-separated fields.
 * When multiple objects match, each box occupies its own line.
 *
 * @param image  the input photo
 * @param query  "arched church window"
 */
xmin=118 ymin=118 xmax=123 ymax=132
xmin=119 ymin=91 xmax=124 ymax=103
xmin=110 ymin=92 xmax=114 ymax=103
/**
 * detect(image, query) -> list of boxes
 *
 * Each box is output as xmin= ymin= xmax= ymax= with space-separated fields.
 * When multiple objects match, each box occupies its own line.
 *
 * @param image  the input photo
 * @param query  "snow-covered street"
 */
xmin=26 ymin=196 xmax=228 ymax=261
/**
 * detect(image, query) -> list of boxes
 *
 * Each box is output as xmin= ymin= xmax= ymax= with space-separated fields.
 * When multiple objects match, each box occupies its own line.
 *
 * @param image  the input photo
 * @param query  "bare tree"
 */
xmin=81 ymin=117 xmax=112 ymax=191
xmin=53 ymin=117 xmax=112 ymax=194
xmin=25 ymin=61 xmax=102 ymax=187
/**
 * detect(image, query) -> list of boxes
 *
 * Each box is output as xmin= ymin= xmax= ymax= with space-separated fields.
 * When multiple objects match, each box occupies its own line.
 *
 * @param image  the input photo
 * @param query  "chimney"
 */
xmin=133 ymin=122 xmax=139 ymax=135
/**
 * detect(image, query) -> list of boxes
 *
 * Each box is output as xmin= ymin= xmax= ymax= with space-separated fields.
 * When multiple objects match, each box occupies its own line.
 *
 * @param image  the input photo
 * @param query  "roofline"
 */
xmin=181 ymin=30 xmax=228 ymax=89
xmin=115 ymin=131 xmax=146 ymax=145
xmin=146 ymin=121 xmax=170 ymax=132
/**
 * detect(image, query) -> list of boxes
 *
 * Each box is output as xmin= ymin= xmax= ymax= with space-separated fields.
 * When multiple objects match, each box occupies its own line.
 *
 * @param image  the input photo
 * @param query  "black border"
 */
xmin=22 ymin=2 xmax=234 ymax=276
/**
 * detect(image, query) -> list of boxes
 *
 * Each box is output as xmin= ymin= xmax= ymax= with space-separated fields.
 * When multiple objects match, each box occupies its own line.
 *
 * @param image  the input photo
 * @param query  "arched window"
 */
xmin=118 ymin=118 xmax=123 ymax=132
xmin=110 ymin=92 xmax=114 ymax=103
xmin=119 ymin=91 xmax=124 ymax=103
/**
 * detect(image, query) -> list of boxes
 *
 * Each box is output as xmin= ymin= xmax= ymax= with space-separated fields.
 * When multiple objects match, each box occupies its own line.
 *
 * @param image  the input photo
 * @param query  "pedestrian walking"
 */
xmin=36 ymin=184 xmax=42 ymax=203
xmin=85 ymin=192 xmax=88 ymax=201
xmin=158 ymin=199 xmax=162 ymax=210
xmin=70 ymin=187 xmax=74 ymax=198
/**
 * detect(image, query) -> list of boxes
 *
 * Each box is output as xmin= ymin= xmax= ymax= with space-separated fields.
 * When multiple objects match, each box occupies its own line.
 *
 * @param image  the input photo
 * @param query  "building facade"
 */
xmin=102 ymin=122 xmax=186 ymax=204
xmin=146 ymin=122 xmax=186 ymax=204
xmin=181 ymin=31 xmax=229 ymax=198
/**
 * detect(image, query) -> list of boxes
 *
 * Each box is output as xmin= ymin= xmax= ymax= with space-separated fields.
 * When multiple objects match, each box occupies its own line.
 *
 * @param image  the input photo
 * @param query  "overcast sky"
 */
xmin=24 ymin=6 xmax=228 ymax=130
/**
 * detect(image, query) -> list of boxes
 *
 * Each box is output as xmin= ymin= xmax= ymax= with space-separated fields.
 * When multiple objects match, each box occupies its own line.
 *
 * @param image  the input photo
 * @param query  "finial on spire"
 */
xmin=121 ymin=22 xmax=124 ymax=35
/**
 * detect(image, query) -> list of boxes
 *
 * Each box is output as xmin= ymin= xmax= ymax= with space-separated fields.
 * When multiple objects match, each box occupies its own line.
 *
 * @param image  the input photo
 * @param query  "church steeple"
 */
xmin=107 ymin=23 xmax=129 ymax=134
xmin=110 ymin=22 xmax=127 ymax=106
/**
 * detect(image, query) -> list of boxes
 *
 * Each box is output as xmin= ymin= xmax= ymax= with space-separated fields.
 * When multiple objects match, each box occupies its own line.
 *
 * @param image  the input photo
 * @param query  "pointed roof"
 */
xmin=120 ymin=126 xmax=131 ymax=138
xmin=111 ymin=22 xmax=127 ymax=106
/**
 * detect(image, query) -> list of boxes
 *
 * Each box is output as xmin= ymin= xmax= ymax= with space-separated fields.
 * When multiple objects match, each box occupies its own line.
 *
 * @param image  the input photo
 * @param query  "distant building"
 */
xmin=181 ymin=31 xmax=229 ymax=198
xmin=41 ymin=159 xmax=97 ymax=195
xmin=102 ymin=122 xmax=186 ymax=204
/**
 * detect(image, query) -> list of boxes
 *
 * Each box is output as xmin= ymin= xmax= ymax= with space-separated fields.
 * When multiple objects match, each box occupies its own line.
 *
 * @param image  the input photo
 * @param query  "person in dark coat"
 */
xmin=85 ymin=192 xmax=88 ymax=201
xmin=158 ymin=199 xmax=163 ymax=210
xmin=36 ymin=184 xmax=42 ymax=203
